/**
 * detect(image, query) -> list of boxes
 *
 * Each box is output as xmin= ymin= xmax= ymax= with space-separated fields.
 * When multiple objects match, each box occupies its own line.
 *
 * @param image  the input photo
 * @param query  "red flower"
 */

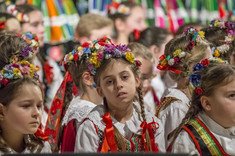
xmin=74 ymin=53 xmax=79 ymax=61
xmin=1 ymin=78 xmax=10 ymax=86
xmin=174 ymin=57 xmax=180 ymax=64
xmin=195 ymin=88 xmax=203 ymax=95
xmin=157 ymin=64 xmax=164 ymax=70
xmin=98 ymin=40 xmax=106 ymax=46
xmin=82 ymin=42 xmax=90 ymax=47
xmin=34 ymin=35 xmax=39 ymax=42
xmin=134 ymin=29 xmax=140 ymax=39
xmin=136 ymin=60 xmax=142 ymax=67
xmin=0 ymin=21 xmax=6 ymax=29
xmin=159 ymin=55 xmax=166 ymax=61
xmin=201 ymin=59 xmax=209 ymax=67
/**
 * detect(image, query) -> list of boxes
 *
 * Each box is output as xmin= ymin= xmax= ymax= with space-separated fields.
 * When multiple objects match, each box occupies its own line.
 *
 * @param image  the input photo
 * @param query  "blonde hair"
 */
xmin=128 ymin=42 xmax=154 ymax=64
xmin=75 ymin=13 xmax=113 ymax=39
xmin=164 ymin=35 xmax=210 ymax=81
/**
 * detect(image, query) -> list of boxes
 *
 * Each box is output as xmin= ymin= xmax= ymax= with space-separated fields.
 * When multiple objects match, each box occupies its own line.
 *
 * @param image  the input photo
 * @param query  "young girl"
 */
xmin=0 ymin=12 xmax=21 ymax=33
xmin=0 ymin=60 xmax=51 ymax=154
xmin=74 ymin=37 xmax=165 ymax=152
xmin=129 ymin=27 xmax=174 ymax=103
xmin=170 ymin=59 xmax=235 ymax=155
xmin=201 ymin=19 xmax=235 ymax=64
xmin=107 ymin=1 xmax=146 ymax=44
xmin=156 ymin=28 xmax=212 ymax=147
xmin=128 ymin=42 xmax=157 ymax=115
xmin=12 ymin=4 xmax=63 ymax=121
xmin=45 ymin=41 xmax=103 ymax=152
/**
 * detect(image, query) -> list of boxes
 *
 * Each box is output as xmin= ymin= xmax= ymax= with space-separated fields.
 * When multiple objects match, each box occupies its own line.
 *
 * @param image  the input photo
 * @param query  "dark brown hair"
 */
xmin=0 ymin=76 xmax=45 ymax=153
xmin=129 ymin=26 xmax=171 ymax=49
xmin=171 ymin=63 xmax=235 ymax=144
xmin=0 ymin=33 xmax=28 ymax=69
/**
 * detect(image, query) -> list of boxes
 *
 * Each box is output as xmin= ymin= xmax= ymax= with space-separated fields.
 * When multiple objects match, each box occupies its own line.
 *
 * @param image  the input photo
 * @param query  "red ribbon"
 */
xmin=140 ymin=120 xmax=159 ymax=152
xmin=102 ymin=113 xmax=118 ymax=152
xmin=157 ymin=64 xmax=182 ymax=73
xmin=0 ymin=21 xmax=6 ymax=29
xmin=134 ymin=29 xmax=140 ymax=39
xmin=43 ymin=61 xmax=54 ymax=85
xmin=34 ymin=124 xmax=49 ymax=141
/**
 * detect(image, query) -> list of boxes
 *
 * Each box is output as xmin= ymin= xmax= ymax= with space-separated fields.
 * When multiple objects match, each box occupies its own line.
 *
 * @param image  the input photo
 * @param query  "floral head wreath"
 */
xmin=0 ymin=17 xmax=6 ymax=30
xmin=0 ymin=60 xmax=39 ymax=89
xmin=7 ymin=4 xmax=29 ymax=23
xmin=10 ymin=32 xmax=40 ymax=63
xmin=157 ymin=27 xmax=205 ymax=73
xmin=188 ymin=57 xmax=225 ymax=95
xmin=107 ymin=1 xmax=131 ymax=15
xmin=210 ymin=19 xmax=235 ymax=57
xmin=61 ymin=37 xmax=141 ymax=76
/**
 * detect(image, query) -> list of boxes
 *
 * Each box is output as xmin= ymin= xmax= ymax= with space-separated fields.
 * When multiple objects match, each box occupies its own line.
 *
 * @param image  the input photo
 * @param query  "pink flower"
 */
xmin=174 ymin=57 xmax=180 ymax=64
xmin=195 ymin=88 xmax=203 ymax=95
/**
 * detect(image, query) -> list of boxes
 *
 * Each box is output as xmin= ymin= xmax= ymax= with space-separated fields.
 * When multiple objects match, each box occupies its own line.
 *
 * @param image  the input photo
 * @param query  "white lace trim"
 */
xmin=86 ymin=102 xmax=160 ymax=134
xmin=165 ymin=88 xmax=190 ymax=107
xmin=62 ymin=97 xmax=96 ymax=126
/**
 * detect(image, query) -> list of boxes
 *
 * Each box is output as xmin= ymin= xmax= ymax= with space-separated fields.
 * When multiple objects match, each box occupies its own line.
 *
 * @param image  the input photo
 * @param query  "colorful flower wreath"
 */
xmin=61 ymin=37 xmax=141 ymax=76
xmin=7 ymin=4 xmax=29 ymax=23
xmin=0 ymin=60 xmax=39 ymax=88
xmin=10 ymin=32 xmax=39 ymax=63
xmin=210 ymin=19 xmax=235 ymax=57
xmin=188 ymin=58 xmax=224 ymax=95
xmin=157 ymin=28 xmax=205 ymax=73
xmin=107 ymin=1 xmax=130 ymax=15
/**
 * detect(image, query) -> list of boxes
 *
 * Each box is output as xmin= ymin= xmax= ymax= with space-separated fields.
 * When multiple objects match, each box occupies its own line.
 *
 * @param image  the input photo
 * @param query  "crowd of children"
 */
xmin=0 ymin=1 xmax=235 ymax=155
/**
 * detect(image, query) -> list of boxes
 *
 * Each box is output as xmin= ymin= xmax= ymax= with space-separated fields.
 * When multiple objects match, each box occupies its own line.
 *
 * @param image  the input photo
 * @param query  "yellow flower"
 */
xmin=89 ymin=53 xmax=98 ymax=65
xmin=214 ymin=49 xmax=220 ymax=57
xmin=77 ymin=46 xmax=83 ymax=52
xmin=198 ymin=31 xmax=205 ymax=39
xmin=216 ymin=58 xmax=224 ymax=63
xmin=18 ymin=60 xmax=30 ymax=65
xmin=173 ymin=49 xmax=181 ymax=57
xmin=13 ymin=68 xmax=21 ymax=76
xmin=95 ymin=62 xmax=101 ymax=68
xmin=69 ymin=55 xmax=74 ymax=60
xmin=214 ymin=20 xmax=219 ymax=27
xmin=160 ymin=59 xmax=168 ymax=66
xmin=125 ymin=52 xmax=134 ymax=63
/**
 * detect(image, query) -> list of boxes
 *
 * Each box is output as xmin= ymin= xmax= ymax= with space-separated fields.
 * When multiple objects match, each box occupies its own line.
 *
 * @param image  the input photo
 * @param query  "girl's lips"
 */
xmin=117 ymin=92 xmax=127 ymax=98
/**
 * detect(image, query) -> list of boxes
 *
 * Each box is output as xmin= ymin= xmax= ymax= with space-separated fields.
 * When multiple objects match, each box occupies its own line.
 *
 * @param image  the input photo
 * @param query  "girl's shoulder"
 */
xmin=62 ymin=97 xmax=97 ymax=126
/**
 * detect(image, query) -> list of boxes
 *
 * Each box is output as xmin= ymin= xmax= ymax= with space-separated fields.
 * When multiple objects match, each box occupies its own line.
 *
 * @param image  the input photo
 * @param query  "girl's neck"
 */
xmin=1 ymin=129 xmax=25 ymax=153
xmin=177 ymin=78 xmax=191 ymax=100
xmin=108 ymin=102 xmax=134 ymax=124
xmin=80 ymin=91 xmax=100 ymax=105
xmin=116 ymin=33 xmax=129 ymax=45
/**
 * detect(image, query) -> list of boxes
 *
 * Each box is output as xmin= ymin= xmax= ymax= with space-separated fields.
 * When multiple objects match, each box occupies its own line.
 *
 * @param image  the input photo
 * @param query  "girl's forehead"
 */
xmin=101 ymin=60 xmax=132 ymax=74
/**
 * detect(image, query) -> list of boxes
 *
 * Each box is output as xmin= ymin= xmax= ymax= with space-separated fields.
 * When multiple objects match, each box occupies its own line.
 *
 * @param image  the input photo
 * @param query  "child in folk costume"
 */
xmin=0 ymin=60 xmax=51 ymax=154
xmin=156 ymin=28 xmax=212 ymax=147
xmin=45 ymin=41 xmax=103 ymax=152
xmin=170 ymin=59 xmax=235 ymax=155
xmin=75 ymin=37 xmax=165 ymax=152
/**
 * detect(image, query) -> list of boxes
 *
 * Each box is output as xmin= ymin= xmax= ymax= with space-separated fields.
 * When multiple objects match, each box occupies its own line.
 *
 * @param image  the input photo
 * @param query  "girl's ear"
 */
xmin=200 ymin=96 xmax=211 ymax=111
xmin=82 ymin=72 xmax=93 ymax=86
xmin=0 ymin=103 xmax=6 ymax=120
xmin=96 ymin=87 xmax=104 ymax=97
xmin=135 ymin=76 xmax=141 ymax=88
xmin=115 ymin=18 xmax=126 ymax=32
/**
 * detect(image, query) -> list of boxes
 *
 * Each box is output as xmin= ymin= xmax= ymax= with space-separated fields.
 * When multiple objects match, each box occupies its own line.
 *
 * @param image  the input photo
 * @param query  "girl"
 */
xmin=129 ymin=27 xmax=174 ymax=103
xmin=108 ymin=1 xmax=146 ymax=44
xmin=0 ymin=12 xmax=21 ymax=33
xmin=170 ymin=59 xmax=235 ymax=155
xmin=45 ymin=42 xmax=103 ymax=152
xmin=12 ymin=4 xmax=63 ymax=120
xmin=128 ymin=42 xmax=157 ymax=115
xmin=156 ymin=28 xmax=212 ymax=147
xmin=74 ymin=37 xmax=165 ymax=152
xmin=201 ymin=19 xmax=235 ymax=64
xmin=0 ymin=60 xmax=51 ymax=154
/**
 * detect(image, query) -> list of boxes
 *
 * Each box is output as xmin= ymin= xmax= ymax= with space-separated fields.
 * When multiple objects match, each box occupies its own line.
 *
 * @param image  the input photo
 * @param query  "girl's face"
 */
xmin=6 ymin=18 xmax=21 ymax=33
xmin=123 ymin=6 xmax=146 ymax=36
xmin=205 ymin=76 xmax=235 ymax=128
xmin=1 ymin=84 xmax=43 ymax=135
xmin=21 ymin=10 xmax=45 ymax=47
xmin=136 ymin=56 xmax=153 ymax=95
xmin=97 ymin=60 xmax=140 ymax=110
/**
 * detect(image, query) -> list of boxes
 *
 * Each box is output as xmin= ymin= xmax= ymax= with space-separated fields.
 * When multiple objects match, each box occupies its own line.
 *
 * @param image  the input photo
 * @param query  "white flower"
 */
xmin=179 ymin=51 xmax=186 ymax=58
xmin=105 ymin=54 xmax=112 ymax=59
xmin=168 ymin=58 xmax=175 ymax=66
xmin=217 ymin=44 xmax=230 ymax=54
xmin=95 ymin=43 xmax=101 ymax=49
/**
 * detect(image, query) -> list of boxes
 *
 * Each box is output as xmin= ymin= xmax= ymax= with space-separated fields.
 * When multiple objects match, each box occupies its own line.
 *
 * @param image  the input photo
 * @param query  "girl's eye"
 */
xmin=106 ymin=79 xmax=113 ymax=85
xmin=229 ymin=94 xmax=235 ymax=98
xmin=22 ymin=104 xmax=30 ymax=108
xmin=37 ymin=104 xmax=43 ymax=109
xmin=122 ymin=75 xmax=128 ymax=80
